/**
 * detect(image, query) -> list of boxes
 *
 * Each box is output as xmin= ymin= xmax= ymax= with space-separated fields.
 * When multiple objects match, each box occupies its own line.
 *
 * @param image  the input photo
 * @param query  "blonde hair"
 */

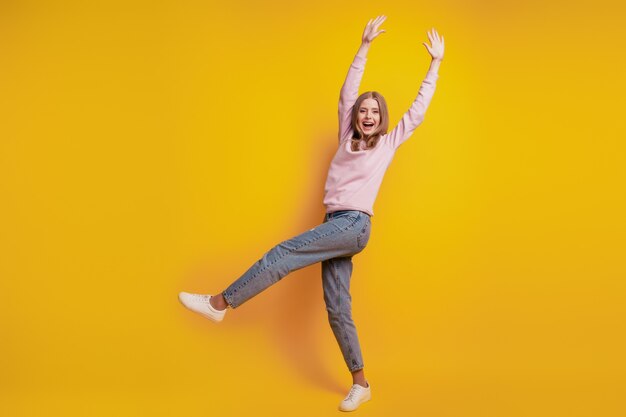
xmin=350 ymin=91 xmax=389 ymax=151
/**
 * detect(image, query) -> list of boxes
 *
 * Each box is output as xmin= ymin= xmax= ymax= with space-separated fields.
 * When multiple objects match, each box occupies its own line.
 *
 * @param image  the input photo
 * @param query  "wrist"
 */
xmin=356 ymin=42 xmax=370 ymax=58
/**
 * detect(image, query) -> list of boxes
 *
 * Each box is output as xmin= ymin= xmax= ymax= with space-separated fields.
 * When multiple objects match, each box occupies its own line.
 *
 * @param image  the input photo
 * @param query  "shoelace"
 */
xmin=345 ymin=385 xmax=363 ymax=402
xmin=189 ymin=293 xmax=209 ymax=302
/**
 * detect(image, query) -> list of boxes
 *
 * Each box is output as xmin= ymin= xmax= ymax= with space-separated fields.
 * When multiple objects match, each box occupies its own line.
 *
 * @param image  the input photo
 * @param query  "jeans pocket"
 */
xmin=356 ymin=218 xmax=371 ymax=250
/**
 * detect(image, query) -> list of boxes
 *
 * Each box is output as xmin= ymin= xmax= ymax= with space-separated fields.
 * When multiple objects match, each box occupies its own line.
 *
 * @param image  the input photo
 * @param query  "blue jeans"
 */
xmin=222 ymin=210 xmax=372 ymax=372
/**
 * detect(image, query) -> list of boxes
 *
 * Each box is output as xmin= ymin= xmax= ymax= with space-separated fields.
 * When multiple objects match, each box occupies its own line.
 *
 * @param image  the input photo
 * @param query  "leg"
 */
xmin=322 ymin=256 xmax=366 ymax=378
xmin=222 ymin=213 xmax=363 ymax=308
xmin=351 ymin=368 xmax=368 ymax=388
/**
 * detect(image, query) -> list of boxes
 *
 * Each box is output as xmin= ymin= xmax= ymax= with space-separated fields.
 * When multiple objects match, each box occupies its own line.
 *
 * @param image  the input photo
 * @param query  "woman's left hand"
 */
xmin=423 ymin=28 xmax=444 ymax=61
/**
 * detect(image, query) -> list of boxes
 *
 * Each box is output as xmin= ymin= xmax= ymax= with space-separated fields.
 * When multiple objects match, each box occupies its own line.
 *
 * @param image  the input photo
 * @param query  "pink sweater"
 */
xmin=323 ymin=54 xmax=439 ymax=217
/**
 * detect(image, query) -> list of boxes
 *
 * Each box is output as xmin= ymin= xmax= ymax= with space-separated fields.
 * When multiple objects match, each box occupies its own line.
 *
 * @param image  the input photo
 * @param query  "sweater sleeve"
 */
xmin=338 ymin=55 xmax=367 ymax=144
xmin=386 ymin=69 xmax=439 ymax=149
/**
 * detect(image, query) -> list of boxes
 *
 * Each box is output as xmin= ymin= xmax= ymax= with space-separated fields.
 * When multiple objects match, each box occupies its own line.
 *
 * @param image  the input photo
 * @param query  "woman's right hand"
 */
xmin=362 ymin=15 xmax=387 ymax=44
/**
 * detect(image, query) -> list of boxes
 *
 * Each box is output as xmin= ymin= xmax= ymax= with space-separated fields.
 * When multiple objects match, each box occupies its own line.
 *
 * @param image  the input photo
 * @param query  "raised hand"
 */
xmin=423 ymin=28 xmax=444 ymax=61
xmin=362 ymin=15 xmax=387 ymax=44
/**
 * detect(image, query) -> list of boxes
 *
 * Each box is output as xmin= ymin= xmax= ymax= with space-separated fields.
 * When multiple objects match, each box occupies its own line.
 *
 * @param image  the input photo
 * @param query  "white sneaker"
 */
xmin=339 ymin=382 xmax=371 ymax=412
xmin=178 ymin=292 xmax=227 ymax=322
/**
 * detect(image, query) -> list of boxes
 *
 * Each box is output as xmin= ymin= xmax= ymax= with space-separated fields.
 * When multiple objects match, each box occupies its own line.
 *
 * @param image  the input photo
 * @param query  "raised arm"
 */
xmin=338 ymin=15 xmax=387 ymax=144
xmin=387 ymin=28 xmax=445 ymax=149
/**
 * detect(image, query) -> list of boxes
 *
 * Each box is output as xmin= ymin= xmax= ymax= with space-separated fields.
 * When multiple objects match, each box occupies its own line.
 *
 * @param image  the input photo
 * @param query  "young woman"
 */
xmin=179 ymin=15 xmax=444 ymax=412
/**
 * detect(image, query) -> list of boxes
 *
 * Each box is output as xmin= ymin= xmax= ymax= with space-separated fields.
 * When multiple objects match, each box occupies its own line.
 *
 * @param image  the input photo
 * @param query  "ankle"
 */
xmin=210 ymin=294 xmax=228 ymax=310
xmin=353 ymin=380 xmax=368 ymax=388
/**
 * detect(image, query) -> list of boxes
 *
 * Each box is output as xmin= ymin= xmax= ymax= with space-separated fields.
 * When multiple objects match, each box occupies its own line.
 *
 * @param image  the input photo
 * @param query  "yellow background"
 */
xmin=1 ymin=0 xmax=625 ymax=415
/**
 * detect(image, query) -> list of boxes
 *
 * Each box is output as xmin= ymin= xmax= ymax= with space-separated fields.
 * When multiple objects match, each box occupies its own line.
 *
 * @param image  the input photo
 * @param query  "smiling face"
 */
xmin=351 ymin=91 xmax=389 ymax=145
xmin=357 ymin=98 xmax=381 ymax=136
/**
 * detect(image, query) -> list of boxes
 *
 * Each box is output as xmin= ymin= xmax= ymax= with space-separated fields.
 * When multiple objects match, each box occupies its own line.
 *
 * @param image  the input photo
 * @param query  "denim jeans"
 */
xmin=222 ymin=210 xmax=372 ymax=372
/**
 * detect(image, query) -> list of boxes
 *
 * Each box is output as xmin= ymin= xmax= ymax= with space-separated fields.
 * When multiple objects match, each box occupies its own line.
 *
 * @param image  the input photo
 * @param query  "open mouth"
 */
xmin=363 ymin=122 xmax=375 ymax=129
